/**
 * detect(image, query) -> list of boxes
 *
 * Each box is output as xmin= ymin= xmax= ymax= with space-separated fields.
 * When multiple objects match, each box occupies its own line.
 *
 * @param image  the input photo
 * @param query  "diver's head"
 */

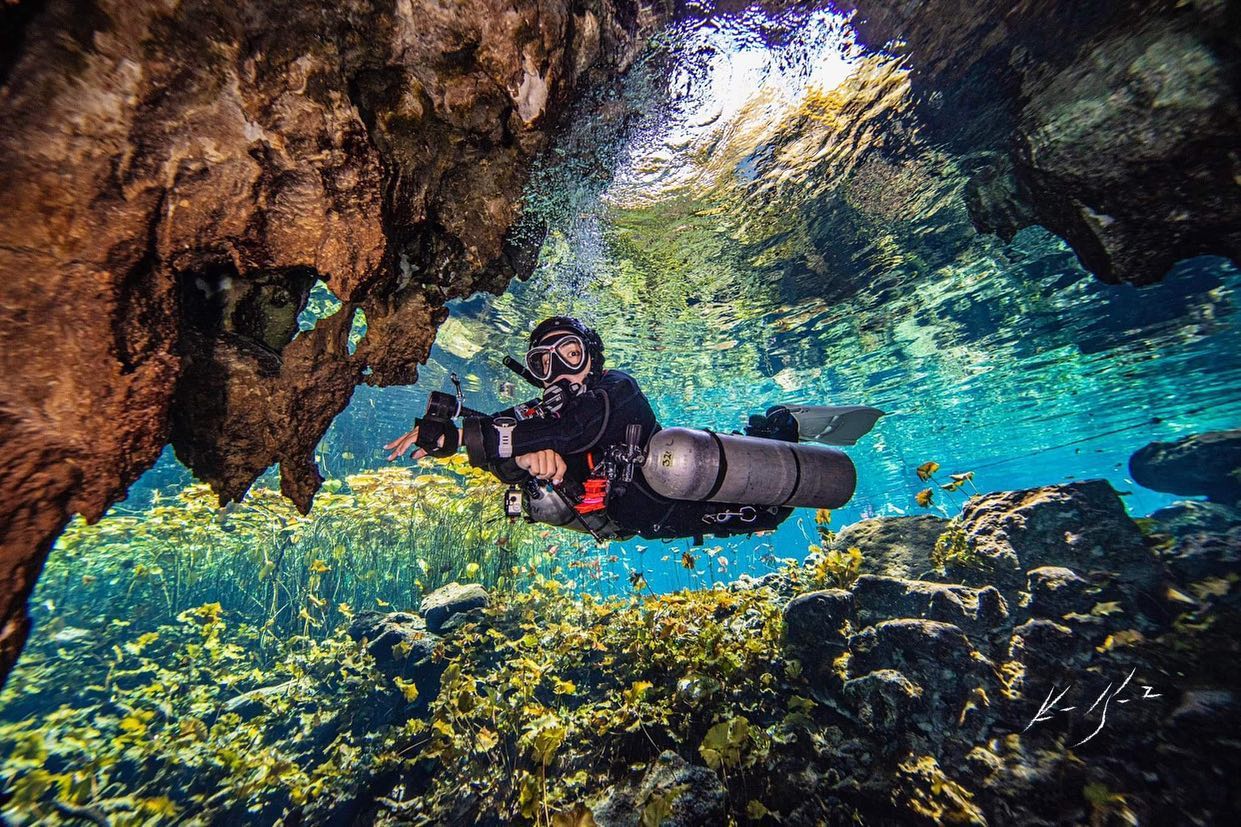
xmin=525 ymin=316 xmax=604 ymax=390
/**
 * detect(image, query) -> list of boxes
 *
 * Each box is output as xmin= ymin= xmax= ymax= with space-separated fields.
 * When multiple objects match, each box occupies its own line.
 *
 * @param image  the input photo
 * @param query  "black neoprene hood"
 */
xmin=529 ymin=316 xmax=604 ymax=380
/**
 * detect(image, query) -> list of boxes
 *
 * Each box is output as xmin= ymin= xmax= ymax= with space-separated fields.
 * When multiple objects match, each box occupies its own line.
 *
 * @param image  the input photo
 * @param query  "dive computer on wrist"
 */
xmin=493 ymin=416 xmax=517 ymax=458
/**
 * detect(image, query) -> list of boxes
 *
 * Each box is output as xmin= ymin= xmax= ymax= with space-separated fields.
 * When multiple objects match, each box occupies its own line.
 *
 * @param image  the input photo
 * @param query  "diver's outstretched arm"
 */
xmin=462 ymin=372 xmax=644 ymax=465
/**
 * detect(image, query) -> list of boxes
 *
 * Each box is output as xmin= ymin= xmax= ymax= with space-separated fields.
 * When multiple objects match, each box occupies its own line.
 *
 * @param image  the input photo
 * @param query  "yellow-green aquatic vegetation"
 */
xmin=814 ymin=507 xmax=836 ymax=546
xmin=379 ymin=579 xmax=796 ymax=823
xmin=806 ymin=545 xmax=864 ymax=590
xmin=36 ymin=457 xmax=589 ymax=644
xmin=898 ymin=754 xmax=986 ymax=826
xmin=0 ymin=604 xmax=389 ymax=825
xmin=3 ymin=574 xmax=962 ymax=825
xmin=931 ymin=519 xmax=984 ymax=572
xmin=913 ymin=461 xmax=979 ymax=515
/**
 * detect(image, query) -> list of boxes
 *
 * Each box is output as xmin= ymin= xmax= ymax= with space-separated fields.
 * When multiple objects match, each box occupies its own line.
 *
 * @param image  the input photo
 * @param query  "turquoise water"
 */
xmin=86 ymin=4 xmax=1241 ymax=596
xmin=111 ymin=237 xmax=1241 ymax=595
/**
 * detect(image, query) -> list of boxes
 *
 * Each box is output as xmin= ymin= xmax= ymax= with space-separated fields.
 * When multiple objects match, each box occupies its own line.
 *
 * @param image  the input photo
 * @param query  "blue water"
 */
xmin=61 ymin=6 xmax=1241 ymax=599
xmin=111 ymin=237 xmax=1240 ymax=596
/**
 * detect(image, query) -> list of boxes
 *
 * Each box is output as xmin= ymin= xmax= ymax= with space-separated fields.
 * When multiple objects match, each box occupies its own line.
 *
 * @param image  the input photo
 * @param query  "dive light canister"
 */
xmin=641 ymin=427 xmax=856 ymax=509
xmin=524 ymin=484 xmax=580 ymax=527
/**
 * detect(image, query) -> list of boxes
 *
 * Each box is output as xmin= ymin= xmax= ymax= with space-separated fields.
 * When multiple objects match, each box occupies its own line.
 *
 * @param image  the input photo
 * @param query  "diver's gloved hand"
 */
xmin=384 ymin=424 xmax=463 ymax=462
xmin=515 ymin=449 xmax=567 ymax=486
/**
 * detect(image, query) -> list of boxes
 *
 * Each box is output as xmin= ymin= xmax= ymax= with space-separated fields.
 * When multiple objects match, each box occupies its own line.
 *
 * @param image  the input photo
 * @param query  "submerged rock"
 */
xmin=1008 ymin=618 xmax=1094 ymax=679
xmin=348 ymin=611 xmax=433 ymax=665
xmin=843 ymin=0 xmax=1241 ymax=286
xmin=1149 ymin=500 xmax=1241 ymax=539
xmin=1130 ymin=430 xmax=1241 ymax=504
xmin=832 ymin=515 xmax=947 ymax=580
xmin=1164 ymin=527 xmax=1241 ymax=586
xmin=782 ymin=589 xmax=853 ymax=664
xmin=223 ymin=679 xmax=303 ymax=717
xmin=847 ymin=619 xmax=993 ymax=733
xmin=347 ymin=610 xmax=443 ymax=701
xmin=729 ymin=571 xmax=796 ymax=599
xmin=851 ymin=575 xmax=1008 ymax=636
xmin=842 ymin=668 xmax=923 ymax=733
xmin=1171 ymin=689 xmax=1238 ymax=726
xmin=420 ymin=582 xmax=490 ymax=632
xmin=953 ymin=481 xmax=1156 ymax=592
xmin=591 ymin=751 xmax=727 ymax=827
xmin=1025 ymin=566 xmax=1099 ymax=618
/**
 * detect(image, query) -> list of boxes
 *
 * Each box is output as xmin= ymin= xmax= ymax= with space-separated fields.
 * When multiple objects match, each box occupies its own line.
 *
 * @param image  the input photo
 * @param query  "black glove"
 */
xmin=413 ymin=415 xmax=459 ymax=458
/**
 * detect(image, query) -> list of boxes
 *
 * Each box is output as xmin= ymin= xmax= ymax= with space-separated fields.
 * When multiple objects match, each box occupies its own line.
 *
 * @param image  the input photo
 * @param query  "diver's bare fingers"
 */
xmin=385 ymin=428 xmax=416 ymax=449
xmin=551 ymin=454 xmax=566 ymax=485
xmin=385 ymin=428 xmax=418 ymax=452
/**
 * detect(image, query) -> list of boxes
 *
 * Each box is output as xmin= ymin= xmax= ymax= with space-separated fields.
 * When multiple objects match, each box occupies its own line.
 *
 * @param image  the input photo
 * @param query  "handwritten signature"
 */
xmin=1024 ymin=668 xmax=1162 ymax=746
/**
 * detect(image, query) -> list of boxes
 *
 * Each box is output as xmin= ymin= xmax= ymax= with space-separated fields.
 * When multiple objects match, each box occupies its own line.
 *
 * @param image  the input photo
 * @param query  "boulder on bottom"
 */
xmin=851 ymin=575 xmax=1009 ymax=635
xmin=831 ymin=515 xmax=948 ymax=579
xmin=348 ymin=611 xmax=434 ymax=668
xmin=954 ymin=481 xmax=1156 ymax=592
xmin=1025 ymin=566 xmax=1098 ymax=618
xmin=1149 ymin=500 xmax=1241 ymax=539
xmin=591 ymin=751 xmax=727 ymax=827
xmin=842 ymin=668 xmax=923 ymax=732
xmin=1130 ymin=430 xmax=1241 ymax=504
xmin=419 ymin=582 xmax=490 ymax=632
xmin=1165 ymin=527 xmax=1241 ymax=585
xmin=782 ymin=589 xmax=854 ymax=659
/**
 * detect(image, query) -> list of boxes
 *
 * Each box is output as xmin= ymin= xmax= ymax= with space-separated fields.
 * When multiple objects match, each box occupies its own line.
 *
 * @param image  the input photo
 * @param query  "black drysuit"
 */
xmin=461 ymin=370 xmax=791 ymax=542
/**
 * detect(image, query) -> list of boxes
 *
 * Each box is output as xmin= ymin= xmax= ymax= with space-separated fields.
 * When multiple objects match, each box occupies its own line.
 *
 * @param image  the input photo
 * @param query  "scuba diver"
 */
xmin=385 ymin=316 xmax=883 ymax=544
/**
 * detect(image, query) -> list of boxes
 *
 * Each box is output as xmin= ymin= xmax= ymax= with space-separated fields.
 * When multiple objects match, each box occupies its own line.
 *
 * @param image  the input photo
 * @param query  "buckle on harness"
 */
xmin=701 ymin=505 xmax=758 ymax=524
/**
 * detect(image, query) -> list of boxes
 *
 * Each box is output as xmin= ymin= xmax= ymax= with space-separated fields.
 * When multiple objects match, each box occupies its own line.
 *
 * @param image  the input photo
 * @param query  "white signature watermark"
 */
xmin=1024 ymin=668 xmax=1162 ymax=746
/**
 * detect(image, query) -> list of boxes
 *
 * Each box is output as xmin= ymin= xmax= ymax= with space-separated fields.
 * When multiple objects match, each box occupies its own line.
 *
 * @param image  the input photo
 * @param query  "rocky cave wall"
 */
xmin=840 ymin=0 xmax=1241 ymax=285
xmin=0 ymin=0 xmax=672 ymax=684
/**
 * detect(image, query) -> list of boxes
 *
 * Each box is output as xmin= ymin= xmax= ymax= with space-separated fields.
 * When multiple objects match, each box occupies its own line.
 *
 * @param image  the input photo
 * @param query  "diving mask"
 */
xmin=524 ymin=333 xmax=588 ymax=383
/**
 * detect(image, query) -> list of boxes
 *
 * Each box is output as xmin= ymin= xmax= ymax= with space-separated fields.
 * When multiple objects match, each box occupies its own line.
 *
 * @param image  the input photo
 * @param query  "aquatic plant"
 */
xmin=914 ymin=461 xmax=979 ymax=516
xmin=0 ymin=578 xmax=803 ymax=824
xmin=930 ymin=519 xmax=979 ymax=572
xmin=376 ymin=578 xmax=794 ymax=823
xmin=0 ymin=604 xmax=389 ymax=824
xmin=34 ymin=456 xmax=592 ymax=647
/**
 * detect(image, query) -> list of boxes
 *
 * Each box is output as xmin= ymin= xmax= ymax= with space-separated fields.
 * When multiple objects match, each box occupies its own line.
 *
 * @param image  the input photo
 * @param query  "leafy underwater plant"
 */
xmin=0 ymin=601 xmax=391 ymax=824
xmin=930 ymin=518 xmax=986 ymax=573
xmin=807 ymin=546 xmax=864 ymax=590
xmin=913 ymin=461 xmax=978 ymax=516
xmin=31 ymin=456 xmax=608 ymax=649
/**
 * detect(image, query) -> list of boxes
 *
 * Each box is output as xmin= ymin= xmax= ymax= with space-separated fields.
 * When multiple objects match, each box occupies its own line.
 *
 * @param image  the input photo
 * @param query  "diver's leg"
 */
xmin=745 ymin=407 xmax=798 ymax=441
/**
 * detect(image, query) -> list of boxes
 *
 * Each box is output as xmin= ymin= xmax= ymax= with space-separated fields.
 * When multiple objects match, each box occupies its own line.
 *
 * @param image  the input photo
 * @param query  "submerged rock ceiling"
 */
xmin=0 ymin=0 xmax=1237 ymax=683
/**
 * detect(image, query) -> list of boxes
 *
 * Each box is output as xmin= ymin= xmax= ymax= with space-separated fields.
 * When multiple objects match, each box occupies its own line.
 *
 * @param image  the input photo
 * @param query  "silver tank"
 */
xmin=641 ymin=427 xmax=856 ymax=509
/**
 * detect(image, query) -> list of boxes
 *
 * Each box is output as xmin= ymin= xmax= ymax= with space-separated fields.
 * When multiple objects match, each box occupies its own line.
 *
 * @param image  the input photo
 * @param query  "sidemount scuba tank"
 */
xmin=640 ymin=403 xmax=884 ymax=509
xmin=641 ymin=427 xmax=857 ymax=509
